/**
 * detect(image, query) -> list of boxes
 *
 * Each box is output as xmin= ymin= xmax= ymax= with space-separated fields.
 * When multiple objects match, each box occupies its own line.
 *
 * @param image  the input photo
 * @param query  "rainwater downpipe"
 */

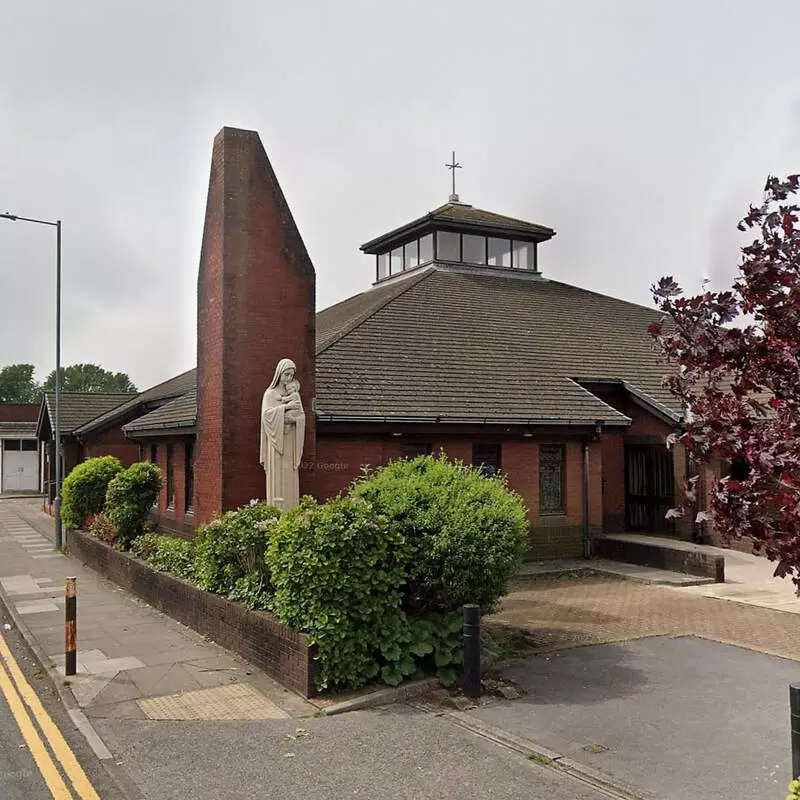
xmin=581 ymin=439 xmax=591 ymax=559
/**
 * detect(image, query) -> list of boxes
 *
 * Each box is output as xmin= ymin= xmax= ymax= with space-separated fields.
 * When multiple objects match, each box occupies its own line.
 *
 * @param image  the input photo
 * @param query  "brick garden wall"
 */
xmin=67 ymin=529 xmax=319 ymax=697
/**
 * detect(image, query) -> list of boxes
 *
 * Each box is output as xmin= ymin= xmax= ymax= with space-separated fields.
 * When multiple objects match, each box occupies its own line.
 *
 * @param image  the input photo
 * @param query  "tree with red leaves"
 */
xmin=649 ymin=175 xmax=800 ymax=583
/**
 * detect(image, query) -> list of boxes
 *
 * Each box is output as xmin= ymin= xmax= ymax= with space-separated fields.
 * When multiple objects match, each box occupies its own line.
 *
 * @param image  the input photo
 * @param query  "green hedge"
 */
xmin=88 ymin=452 xmax=527 ymax=693
xmin=60 ymin=456 xmax=123 ymax=530
xmin=105 ymin=462 xmax=162 ymax=549
xmin=351 ymin=454 xmax=528 ymax=612
xmin=195 ymin=502 xmax=280 ymax=609
xmin=131 ymin=533 xmax=196 ymax=582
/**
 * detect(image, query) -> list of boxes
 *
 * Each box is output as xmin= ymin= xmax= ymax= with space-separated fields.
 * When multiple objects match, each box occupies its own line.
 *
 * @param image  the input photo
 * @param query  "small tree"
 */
xmin=650 ymin=175 xmax=800 ymax=582
xmin=0 ymin=364 xmax=40 ymax=403
xmin=105 ymin=462 xmax=162 ymax=549
xmin=60 ymin=456 xmax=123 ymax=529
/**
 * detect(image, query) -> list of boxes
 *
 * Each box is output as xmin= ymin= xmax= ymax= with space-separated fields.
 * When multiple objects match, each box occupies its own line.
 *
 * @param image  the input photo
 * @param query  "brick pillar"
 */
xmin=195 ymin=127 xmax=316 ymax=525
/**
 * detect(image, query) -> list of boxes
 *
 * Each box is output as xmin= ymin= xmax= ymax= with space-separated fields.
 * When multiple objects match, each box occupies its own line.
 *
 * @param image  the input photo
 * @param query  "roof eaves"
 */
xmin=35 ymin=397 xmax=49 ymax=439
xmin=621 ymin=381 xmax=684 ymax=425
xmin=573 ymin=377 xmax=683 ymax=426
xmin=123 ymin=420 xmax=196 ymax=436
xmin=359 ymin=210 xmax=436 ymax=252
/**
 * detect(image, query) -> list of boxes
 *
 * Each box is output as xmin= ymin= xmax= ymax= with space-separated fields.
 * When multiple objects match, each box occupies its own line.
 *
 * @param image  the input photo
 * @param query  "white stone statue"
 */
xmin=260 ymin=358 xmax=305 ymax=510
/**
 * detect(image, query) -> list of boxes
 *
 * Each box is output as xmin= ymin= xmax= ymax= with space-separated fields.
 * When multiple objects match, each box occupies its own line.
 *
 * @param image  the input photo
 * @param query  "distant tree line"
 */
xmin=0 ymin=363 xmax=138 ymax=403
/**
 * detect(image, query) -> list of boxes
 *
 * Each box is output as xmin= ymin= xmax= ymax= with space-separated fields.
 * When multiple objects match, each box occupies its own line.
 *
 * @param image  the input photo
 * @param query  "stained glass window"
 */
xmin=539 ymin=445 xmax=564 ymax=513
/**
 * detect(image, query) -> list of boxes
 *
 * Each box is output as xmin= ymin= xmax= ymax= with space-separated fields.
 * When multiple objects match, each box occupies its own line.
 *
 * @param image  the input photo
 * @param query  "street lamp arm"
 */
xmin=0 ymin=212 xmax=59 ymax=227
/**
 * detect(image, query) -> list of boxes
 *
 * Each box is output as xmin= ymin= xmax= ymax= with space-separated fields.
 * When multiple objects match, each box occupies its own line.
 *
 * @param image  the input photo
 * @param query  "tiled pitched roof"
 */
xmin=316 ymin=270 xmax=432 ymax=353
xmin=0 ymin=421 xmax=37 ymax=439
xmin=314 ymin=267 xmax=680 ymax=425
xmin=360 ymin=202 xmax=555 ymax=253
xmin=74 ymin=369 xmax=197 ymax=435
xmin=122 ymin=390 xmax=197 ymax=433
xmin=42 ymin=393 xmax=136 ymax=435
xmin=429 ymin=203 xmax=555 ymax=237
xmin=121 ymin=267 xmax=681 ymax=432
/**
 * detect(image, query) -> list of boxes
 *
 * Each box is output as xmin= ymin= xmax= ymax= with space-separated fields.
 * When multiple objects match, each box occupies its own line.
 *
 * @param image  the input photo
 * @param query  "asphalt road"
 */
xmin=0 ymin=608 xmax=124 ymax=800
xmin=0 ymin=678 xmax=51 ymax=800
xmin=471 ymin=636 xmax=800 ymax=800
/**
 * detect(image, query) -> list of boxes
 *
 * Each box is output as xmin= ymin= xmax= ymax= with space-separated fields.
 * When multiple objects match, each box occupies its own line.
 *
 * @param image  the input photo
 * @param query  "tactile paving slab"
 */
xmin=137 ymin=682 xmax=289 ymax=720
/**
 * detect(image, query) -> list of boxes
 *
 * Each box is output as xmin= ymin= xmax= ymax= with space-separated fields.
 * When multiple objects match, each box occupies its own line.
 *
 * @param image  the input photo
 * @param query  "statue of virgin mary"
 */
xmin=259 ymin=358 xmax=305 ymax=510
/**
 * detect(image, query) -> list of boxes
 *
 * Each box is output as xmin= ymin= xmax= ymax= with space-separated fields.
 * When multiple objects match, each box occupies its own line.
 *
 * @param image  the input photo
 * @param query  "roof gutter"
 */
xmin=123 ymin=420 xmax=197 ymax=437
xmin=315 ymin=413 xmax=631 ymax=427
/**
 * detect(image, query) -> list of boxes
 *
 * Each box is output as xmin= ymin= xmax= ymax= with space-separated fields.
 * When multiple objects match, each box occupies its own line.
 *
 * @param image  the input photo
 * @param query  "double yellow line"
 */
xmin=0 ymin=632 xmax=100 ymax=799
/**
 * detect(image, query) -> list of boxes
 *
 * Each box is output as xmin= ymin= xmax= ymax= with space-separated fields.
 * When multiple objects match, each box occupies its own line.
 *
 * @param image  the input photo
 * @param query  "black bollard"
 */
xmin=65 ymin=577 xmax=77 ymax=677
xmin=792 ymin=684 xmax=800 ymax=779
xmin=462 ymin=604 xmax=481 ymax=699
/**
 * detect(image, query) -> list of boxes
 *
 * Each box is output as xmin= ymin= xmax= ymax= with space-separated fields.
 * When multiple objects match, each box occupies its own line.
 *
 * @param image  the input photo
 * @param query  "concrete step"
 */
xmin=594 ymin=534 xmax=725 ymax=582
xmin=515 ymin=558 xmax=715 ymax=587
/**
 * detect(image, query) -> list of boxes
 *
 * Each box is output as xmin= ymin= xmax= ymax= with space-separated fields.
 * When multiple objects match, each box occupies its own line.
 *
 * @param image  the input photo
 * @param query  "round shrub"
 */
xmin=60 ymin=456 xmax=123 ymax=530
xmin=267 ymin=495 xmax=410 ymax=690
xmin=195 ymin=501 xmax=280 ymax=605
xmin=350 ymin=454 xmax=528 ymax=613
xmin=105 ymin=461 xmax=162 ymax=549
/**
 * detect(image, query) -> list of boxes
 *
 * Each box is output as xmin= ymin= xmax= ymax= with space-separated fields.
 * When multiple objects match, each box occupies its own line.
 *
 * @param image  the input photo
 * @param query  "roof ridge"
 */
xmin=544 ymin=278 xmax=662 ymax=316
xmin=316 ymin=268 xmax=436 ymax=356
xmin=136 ymin=367 xmax=196 ymax=397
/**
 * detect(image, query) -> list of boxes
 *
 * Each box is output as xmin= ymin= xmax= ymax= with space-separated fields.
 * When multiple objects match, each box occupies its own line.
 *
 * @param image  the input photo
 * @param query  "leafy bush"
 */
xmin=351 ymin=454 xmax=528 ymax=612
xmin=378 ymin=611 xmax=464 ymax=687
xmin=61 ymin=456 xmax=123 ymax=529
xmin=788 ymin=780 xmax=800 ymax=800
xmin=195 ymin=501 xmax=280 ymax=607
xmin=267 ymin=495 xmax=411 ymax=690
xmin=87 ymin=512 xmax=118 ymax=547
xmin=130 ymin=532 xmax=160 ymax=561
xmin=105 ymin=461 xmax=162 ymax=549
xmin=131 ymin=533 xmax=196 ymax=581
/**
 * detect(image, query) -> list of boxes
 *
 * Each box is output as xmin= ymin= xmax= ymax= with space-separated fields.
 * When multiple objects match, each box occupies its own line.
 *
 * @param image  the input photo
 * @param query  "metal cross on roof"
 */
xmin=445 ymin=151 xmax=462 ymax=201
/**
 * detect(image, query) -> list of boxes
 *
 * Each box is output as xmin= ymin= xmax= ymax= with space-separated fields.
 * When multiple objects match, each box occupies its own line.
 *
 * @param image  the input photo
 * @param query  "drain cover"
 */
xmin=137 ymin=683 xmax=289 ymax=721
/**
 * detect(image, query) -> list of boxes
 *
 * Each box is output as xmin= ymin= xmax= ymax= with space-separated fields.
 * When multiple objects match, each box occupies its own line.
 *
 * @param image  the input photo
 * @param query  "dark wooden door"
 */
xmin=625 ymin=445 xmax=675 ymax=532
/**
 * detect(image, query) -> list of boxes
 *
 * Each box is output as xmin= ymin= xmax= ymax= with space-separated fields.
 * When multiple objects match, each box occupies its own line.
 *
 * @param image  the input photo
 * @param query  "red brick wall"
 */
xmin=195 ymin=127 xmax=316 ymax=525
xmin=0 ymin=403 xmax=39 ymax=422
xmin=309 ymin=436 xmax=407 ymax=499
xmin=601 ymin=432 xmax=625 ymax=532
xmin=312 ymin=434 xmax=603 ymax=560
xmin=81 ymin=426 xmax=139 ymax=467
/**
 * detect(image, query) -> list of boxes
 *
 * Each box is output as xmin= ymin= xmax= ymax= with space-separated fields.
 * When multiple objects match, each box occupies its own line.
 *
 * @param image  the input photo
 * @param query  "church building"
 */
xmin=37 ymin=127 xmax=690 ymax=558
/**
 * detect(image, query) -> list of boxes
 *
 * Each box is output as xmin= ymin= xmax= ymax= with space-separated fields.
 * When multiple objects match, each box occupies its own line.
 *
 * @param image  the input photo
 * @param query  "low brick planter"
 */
xmin=594 ymin=534 xmax=725 ymax=582
xmin=66 ymin=530 xmax=319 ymax=697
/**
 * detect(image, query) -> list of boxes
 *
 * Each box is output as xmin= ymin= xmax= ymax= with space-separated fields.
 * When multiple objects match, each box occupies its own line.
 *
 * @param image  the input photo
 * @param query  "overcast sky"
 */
xmin=1 ymin=1 xmax=798 ymax=391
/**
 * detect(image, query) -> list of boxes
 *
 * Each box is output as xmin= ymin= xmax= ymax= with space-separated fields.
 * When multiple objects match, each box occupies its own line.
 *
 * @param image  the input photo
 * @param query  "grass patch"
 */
xmin=526 ymin=752 xmax=553 ymax=766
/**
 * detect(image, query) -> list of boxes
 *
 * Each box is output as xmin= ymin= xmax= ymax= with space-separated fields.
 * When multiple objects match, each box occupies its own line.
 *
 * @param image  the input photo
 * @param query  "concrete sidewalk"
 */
xmin=669 ymin=543 xmax=800 ymax=612
xmin=0 ymin=498 xmax=313 ymax=726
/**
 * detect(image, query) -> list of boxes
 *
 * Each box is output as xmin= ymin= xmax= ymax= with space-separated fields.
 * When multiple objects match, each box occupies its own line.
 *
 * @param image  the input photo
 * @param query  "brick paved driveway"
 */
xmin=489 ymin=575 xmax=800 ymax=661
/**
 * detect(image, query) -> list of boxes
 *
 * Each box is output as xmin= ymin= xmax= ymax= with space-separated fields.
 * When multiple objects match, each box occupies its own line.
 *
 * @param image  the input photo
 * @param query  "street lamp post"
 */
xmin=0 ymin=212 xmax=63 ymax=550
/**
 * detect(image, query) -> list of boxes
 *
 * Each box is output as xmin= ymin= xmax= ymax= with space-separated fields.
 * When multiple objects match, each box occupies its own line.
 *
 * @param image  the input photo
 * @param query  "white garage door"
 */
xmin=1 ymin=439 xmax=40 ymax=492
